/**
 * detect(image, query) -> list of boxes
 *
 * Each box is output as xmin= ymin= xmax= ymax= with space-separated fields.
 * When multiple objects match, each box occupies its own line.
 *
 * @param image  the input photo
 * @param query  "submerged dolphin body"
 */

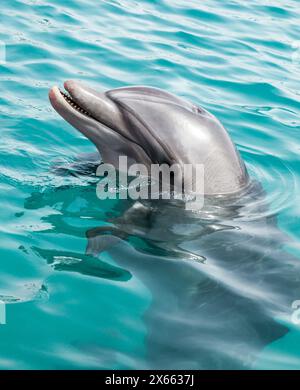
xmin=49 ymin=81 xmax=249 ymax=195
xmin=48 ymin=81 xmax=300 ymax=369
xmin=26 ymin=180 xmax=300 ymax=369
xmin=84 ymin=190 xmax=300 ymax=369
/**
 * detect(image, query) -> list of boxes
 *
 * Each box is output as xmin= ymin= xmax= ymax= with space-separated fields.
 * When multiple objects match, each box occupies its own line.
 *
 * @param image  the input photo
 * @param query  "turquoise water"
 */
xmin=1 ymin=0 xmax=300 ymax=369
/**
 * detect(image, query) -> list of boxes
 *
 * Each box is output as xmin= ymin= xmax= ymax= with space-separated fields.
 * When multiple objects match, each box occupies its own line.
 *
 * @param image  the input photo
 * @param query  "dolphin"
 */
xmin=48 ymin=81 xmax=300 ymax=369
xmin=49 ymin=81 xmax=249 ymax=196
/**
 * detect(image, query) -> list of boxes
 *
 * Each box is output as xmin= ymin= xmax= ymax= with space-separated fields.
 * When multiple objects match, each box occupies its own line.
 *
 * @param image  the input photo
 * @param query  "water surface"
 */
xmin=1 ymin=0 xmax=300 ymax=369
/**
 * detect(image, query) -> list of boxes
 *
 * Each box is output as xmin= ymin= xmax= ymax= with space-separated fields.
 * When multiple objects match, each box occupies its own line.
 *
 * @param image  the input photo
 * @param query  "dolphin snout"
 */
xmin=49 ymin=85 xmax=67 ymax=115
xmin=63 ymin=79 xmax=122 ymax=129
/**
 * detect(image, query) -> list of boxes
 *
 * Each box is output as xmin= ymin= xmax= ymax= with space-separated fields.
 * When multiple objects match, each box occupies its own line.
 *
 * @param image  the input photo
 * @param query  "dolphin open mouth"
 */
xmin=49 ymin=83 xmax=100 ymax=123
xmin=49 ymin=81 xmax=174 ymax=166
xmin=49 ymin=81 xmax=160 ymax=166
xmin=49 ymin=81 xmax=124 ymax=140
xmin=59 ymin=89 xmax=93 ymax=118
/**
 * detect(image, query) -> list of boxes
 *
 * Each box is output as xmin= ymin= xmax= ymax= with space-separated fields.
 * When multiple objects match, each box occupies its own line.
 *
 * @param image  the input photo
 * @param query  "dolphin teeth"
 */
xmin=59 ymin=89 xmax=93 ymax=118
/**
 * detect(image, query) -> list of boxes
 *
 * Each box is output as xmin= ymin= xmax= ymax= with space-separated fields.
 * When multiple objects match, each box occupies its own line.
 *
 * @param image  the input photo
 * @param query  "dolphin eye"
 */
xmin=193 ymin=106 xmax=204 ymax=115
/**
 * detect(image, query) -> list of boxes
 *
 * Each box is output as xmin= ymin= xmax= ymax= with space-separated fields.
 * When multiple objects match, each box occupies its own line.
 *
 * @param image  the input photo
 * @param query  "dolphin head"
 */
xmin=49 ymin=81 xmax=249 ymax=195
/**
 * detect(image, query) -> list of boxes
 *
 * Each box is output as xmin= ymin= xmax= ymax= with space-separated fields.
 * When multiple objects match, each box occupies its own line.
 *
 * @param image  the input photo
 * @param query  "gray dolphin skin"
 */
xmin=49 ymin=80 xmax=249 ymax=195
